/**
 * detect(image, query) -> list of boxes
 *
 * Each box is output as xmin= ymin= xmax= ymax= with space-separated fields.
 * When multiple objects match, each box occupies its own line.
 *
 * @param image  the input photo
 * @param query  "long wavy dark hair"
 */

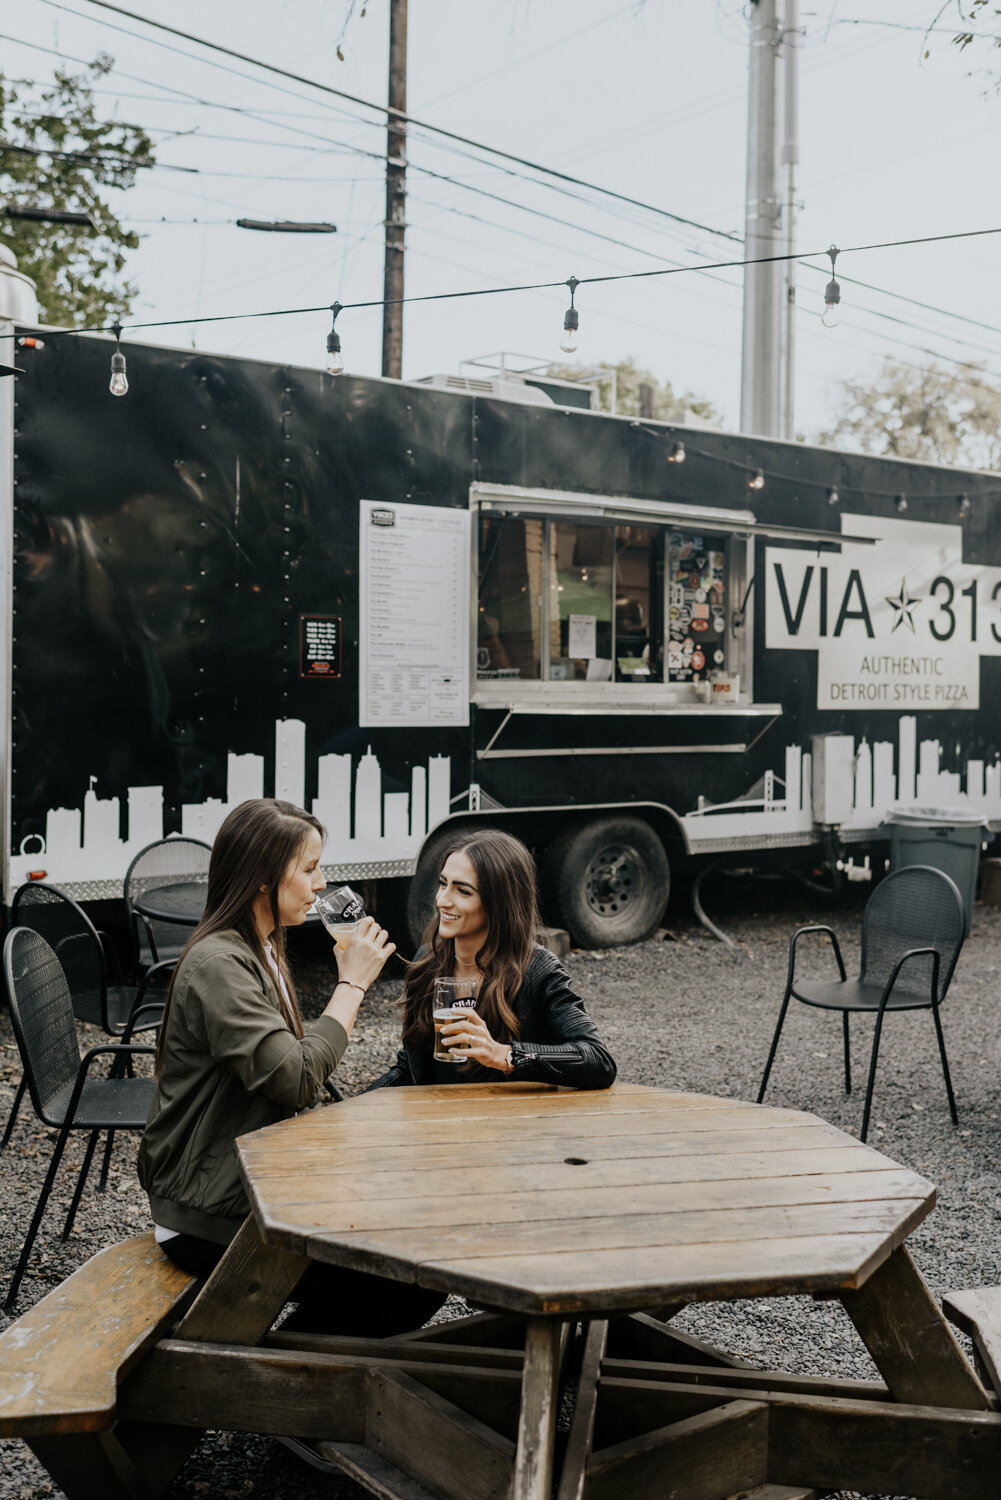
xmin=401 ymin=828 xmax=540 ymax=1056
xmin=154 ymin=798 xmax=326 ymax=1075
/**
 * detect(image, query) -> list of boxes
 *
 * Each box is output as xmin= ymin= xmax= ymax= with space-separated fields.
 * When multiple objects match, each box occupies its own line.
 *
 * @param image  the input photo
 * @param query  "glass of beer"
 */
xmin=432 ymin=977 xmax=478 ymax=1064
xmin=314 ymin=887 xmax=365 ymax=949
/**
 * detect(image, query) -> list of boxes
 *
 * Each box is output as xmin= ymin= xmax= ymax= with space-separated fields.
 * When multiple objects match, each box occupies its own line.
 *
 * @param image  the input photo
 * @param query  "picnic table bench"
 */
xmin=3 ymin=1084 xmax=1001 ymax=1500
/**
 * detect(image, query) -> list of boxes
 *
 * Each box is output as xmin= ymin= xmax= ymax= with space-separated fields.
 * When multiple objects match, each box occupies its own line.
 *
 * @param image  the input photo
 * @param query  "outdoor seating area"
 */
xmin=1 ymin=1081 xmax=1000 ymax=1499
xmin=1 ymin=875 xmax=1000 ymax=1500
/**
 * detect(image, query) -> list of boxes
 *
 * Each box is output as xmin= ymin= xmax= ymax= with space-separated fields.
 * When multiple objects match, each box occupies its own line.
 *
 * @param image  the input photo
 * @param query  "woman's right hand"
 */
xmin=336 ymin=915 xmax=396 ymax=991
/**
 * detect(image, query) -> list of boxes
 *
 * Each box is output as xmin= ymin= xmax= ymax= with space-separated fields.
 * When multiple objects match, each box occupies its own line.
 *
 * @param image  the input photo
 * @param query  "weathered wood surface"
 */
xmin=237 ymin=1083 xmax=935 ymax=1316
xmin=839 ymin=1245 xmax=990 ymax=1411
xmin=584 ymin=1398 xmax=768 ymax=1500
xmin=943 ymin=1286 xmax=1001 ymax=1398
xmin=173 ymin=1213 xmax=307 ymax=1345
xmin=596 ymin=1376 xmax=1001 ymax=1500
xmin=512 ymin=1317 xmax=564 ymax=1500
xmin=310 ymin=1439 xmax=441 ymax=1499
xmin=556 ymin=1320 xmax=607 ymax=1500
xmin=0 ymin=1234 xmax=194 ymax=1438
xmin=367 ymin=1367 xmax=514 ymax=1500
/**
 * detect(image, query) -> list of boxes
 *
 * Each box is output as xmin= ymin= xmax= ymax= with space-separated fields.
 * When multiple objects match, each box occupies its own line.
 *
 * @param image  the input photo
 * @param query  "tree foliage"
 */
xmin=546 ymin=356 xmax=724 ymax=425
xmin=0 ymin=55 xmax=155 ymax=326
xmin=816 ymin=357 xmax=1001 ymax=472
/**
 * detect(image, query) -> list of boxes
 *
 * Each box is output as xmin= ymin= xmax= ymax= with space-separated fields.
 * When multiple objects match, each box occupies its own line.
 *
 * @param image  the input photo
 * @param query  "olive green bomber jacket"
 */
xmin=137 ymin=929 xmax=348 ymax=1244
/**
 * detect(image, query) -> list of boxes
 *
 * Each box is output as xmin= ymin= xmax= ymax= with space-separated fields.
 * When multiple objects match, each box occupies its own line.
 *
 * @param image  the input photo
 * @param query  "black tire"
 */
xmin=405 ymin=824 xmax=485 ymax=950
xmin=543 ymin=816 xmax=669 ymax=949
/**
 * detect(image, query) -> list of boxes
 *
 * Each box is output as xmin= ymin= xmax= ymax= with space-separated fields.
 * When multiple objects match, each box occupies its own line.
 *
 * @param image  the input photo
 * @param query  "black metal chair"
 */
xmin=757 ymin=865 xmax=967 ymax=1142
xmin=3 ymin=928 xmax=156 ymax=1311
xmin=1 ymin=882 xmax=172 ymax=1152
xmin=124 ymin=836 xmax=211 ymax=971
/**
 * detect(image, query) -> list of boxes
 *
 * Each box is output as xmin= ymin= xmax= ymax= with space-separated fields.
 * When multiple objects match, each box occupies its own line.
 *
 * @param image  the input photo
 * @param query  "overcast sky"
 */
xmin=5 ymin=0 xmax=1001 ymax=437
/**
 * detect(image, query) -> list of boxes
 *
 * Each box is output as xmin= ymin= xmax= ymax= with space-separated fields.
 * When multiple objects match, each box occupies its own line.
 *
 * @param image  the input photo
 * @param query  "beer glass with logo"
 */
xmin=432 ymin=977 xmax=478 ymax=1063
xmin=314 ymin=885 xmax=366 ymax=950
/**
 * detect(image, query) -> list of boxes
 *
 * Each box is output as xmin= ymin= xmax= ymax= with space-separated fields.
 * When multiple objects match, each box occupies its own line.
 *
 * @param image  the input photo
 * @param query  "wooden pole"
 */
xmin=382 ymin=0 xmax=407 ymax=379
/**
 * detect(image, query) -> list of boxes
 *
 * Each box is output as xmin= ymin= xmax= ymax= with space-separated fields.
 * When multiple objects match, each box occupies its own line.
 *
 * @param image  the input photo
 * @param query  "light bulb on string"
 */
xmin=822 ymin=244 xmax=841 ymax=328
xmin=827 ymin=486 xmax=840 ymax=506
xmin=896 ymin=493 xmax=908 ymax=514
xmin=325 ymin=301 xmax=344 ymax=375
xmin=668 ymin=441 xmax=686 ymax=464
xmin=560 ymin=276 xmax=580 ymax=354
xmin=109 ymin=323 xmax=128 ymax=397
xmin=748 ymin=468 xmax=765 ymax=492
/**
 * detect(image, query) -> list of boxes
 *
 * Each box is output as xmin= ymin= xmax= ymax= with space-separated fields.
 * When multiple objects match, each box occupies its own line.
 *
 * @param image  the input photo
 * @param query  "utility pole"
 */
xmin=382 ymin=0 xmax=407 ymax=379
xmin=739 ymin=0 xmax=782 ymax=438
xmin=780 ymin=0 xmax=800 ymax=442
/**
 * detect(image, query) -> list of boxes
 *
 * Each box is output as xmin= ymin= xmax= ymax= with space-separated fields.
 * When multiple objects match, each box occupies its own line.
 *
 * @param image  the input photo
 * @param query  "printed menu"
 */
xmin=360 ymin=500 xmax=471 ymax=727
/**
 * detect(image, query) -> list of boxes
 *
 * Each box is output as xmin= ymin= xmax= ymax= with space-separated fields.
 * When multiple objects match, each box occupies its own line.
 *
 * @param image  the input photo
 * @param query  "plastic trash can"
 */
xmin=882 ymin=805 xmax=992 ymax=934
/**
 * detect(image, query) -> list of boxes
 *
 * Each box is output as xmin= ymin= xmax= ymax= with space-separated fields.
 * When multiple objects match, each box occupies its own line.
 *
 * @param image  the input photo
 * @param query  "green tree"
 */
xmin=546 ymin=356 xmax=724 ymax=425
xmin=0 ymin=55 xmax=155 ymax=326
xmin=816 ymin=357 xmax=1001 ymax=472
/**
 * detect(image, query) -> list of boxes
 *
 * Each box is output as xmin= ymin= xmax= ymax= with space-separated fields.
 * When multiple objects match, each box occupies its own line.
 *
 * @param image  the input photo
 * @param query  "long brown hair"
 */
xmin=401 ymin=828 xmax=540 ymax=1055
xmin=154 ymin=798 xmax=326 ymax=1074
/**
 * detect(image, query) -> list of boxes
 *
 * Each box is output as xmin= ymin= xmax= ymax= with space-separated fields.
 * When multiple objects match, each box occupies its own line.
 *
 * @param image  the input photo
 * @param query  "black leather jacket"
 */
xmin=367 ymin=946 xmax=616 ymax=1091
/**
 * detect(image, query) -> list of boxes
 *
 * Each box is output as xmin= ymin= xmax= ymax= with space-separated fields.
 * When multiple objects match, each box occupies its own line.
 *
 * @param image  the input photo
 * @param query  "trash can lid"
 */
xmin=884 ymin=803 xmax=988 ymax=827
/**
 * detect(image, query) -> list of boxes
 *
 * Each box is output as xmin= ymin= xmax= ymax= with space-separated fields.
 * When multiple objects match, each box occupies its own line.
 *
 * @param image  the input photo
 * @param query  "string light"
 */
xmin=958 ymin=493 xmax=971 ymax=517
xmin=822 ymin=244 xmax=841 ymax=328
xmin=896 ymin=493 xmax=908 ymax=513
xmin=560 ymin=276 xmax=579 ymax=354
xmin=108 ymin=324 xmax=128 ymax=397
xmin=325 ymin=302 xmax=344 ymax=375
xmin=748 ymin=469 xmax=765 ymax=491
xmin=668 ymin=441 xmax=686 ymax=463
xmin=827 ymin=486 xmax=840 ymax=506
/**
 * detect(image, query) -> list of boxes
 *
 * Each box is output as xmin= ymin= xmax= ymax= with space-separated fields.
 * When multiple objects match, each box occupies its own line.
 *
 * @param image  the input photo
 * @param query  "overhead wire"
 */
xmin=8 ymin=4 xmax=1001 ymax=377
xmin=30 ymin=222 xmax=1001 ymax=340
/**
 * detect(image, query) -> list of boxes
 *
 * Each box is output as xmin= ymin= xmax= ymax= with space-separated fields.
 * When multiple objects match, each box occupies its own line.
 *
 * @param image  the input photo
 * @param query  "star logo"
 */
xmin=885 ymin=578 xmax=921 ymax=633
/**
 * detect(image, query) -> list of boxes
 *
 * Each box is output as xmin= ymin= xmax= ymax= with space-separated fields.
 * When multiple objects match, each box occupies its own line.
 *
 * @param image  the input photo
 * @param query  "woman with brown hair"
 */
xmin=370 ymin=829 xmax=615 ymax=1089
xmin=138 ymin=797 xmax=445 ymax=1334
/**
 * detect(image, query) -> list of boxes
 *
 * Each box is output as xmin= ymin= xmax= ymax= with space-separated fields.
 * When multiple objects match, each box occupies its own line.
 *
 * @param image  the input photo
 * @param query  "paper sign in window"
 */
xmin=568 ymin=613 xmax=597 ymax=658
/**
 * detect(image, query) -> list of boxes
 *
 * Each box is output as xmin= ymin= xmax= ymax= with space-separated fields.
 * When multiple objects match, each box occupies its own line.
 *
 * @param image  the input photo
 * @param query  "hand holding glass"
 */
xmin=432 ymin=978 xmax=478 ymax=1063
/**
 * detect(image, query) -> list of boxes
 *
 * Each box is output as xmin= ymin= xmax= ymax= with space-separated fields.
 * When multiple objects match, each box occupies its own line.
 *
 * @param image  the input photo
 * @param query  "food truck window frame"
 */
xmin=470 ymin=483 xmax=758 ymax=710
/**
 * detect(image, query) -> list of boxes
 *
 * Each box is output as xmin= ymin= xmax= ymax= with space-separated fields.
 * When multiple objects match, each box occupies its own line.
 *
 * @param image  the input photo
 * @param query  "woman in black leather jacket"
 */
xmin=369 ymin=829 xmax=615 ymax=1090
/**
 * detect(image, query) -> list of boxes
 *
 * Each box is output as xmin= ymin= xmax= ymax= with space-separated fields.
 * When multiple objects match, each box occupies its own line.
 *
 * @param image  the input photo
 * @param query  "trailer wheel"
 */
xmin=406 ymin=825 xmax=486 ymax=950
xmin=544 ymin=817 xmax=669 ymax=949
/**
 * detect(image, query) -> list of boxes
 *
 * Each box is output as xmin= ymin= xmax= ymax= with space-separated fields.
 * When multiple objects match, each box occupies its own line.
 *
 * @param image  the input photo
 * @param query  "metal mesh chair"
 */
xmin=3 ymin=928 xmax=156 ymax=1311
xmin=124 ymin=836 xmax=211 ymax=971
xmin=757 ymin=865 xmax=967 ymax=1142
xmin=2 ymin=883 xmax=171 ymax=1151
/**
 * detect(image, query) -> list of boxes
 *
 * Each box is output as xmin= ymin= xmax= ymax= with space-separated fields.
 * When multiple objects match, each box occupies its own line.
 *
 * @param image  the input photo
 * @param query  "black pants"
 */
xmin=160 ymin=1231 xmax=446 ymax=1337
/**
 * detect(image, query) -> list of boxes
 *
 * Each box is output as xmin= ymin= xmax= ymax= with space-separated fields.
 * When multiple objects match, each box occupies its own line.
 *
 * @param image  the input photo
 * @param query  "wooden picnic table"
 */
xmin=30 ymin=1081 xmax=999 ymax=1500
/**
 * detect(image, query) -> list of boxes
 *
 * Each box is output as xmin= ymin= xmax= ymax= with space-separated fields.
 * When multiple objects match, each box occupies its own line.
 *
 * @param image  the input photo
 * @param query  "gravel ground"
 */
xmin=2 ymin=869 xmax=1000 ymax=1499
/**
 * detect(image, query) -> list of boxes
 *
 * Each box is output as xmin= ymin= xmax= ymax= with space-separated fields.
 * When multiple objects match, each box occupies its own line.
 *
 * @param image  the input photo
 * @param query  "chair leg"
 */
xmin=842 ymin=1012 xmax=852 ymax=1095
xmin=63 ymin=1131 xmax=100 ymax=1240
xmin=930 ymin=1004 xmax=959 ymax=1126
xmin=859 ymin=1009 xmax=888 ymax=1144
xmin=1 ymin=1074 xmax=27 ymax=1150
xmin=5 ymin=1126 xmax=72 ymax=1312
xmin=757 ymin=987 xmax=793 ymax=1103
xmin=98 ymin=1128 xmax=116 ymax=1191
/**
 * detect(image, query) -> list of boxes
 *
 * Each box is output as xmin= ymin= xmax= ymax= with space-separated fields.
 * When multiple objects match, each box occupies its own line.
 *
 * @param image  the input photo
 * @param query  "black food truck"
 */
xmin=4 ymin=303 xmax=1001 ymax=948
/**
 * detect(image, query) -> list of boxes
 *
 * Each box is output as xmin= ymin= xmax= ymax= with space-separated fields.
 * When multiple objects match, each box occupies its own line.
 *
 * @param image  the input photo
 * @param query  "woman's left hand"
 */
xmin=440 ymin=1010 xmax=511 ymax=1073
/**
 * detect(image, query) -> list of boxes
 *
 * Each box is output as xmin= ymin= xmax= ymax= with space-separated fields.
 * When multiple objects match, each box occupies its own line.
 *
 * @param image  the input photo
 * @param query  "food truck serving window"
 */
xmin=477 ymin=511 xmax=741 ymax=697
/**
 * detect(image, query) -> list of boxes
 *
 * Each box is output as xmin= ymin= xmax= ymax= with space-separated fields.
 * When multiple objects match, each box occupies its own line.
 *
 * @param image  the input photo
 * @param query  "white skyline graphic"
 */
xmin=682 ymin=714 xmax=1000 ymax=850
xmin=9 ymin=720 xmax=453 ymax=889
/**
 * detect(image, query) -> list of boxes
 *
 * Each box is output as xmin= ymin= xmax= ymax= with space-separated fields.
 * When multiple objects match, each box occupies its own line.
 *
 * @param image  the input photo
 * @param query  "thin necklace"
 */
xmin=455 ymin=955 xmax=481 ymax=970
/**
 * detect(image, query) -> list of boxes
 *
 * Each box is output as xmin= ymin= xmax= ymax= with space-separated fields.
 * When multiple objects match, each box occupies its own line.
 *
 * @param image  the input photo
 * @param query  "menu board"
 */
xmin=359 ymin=499 xmax=471 ymax=727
